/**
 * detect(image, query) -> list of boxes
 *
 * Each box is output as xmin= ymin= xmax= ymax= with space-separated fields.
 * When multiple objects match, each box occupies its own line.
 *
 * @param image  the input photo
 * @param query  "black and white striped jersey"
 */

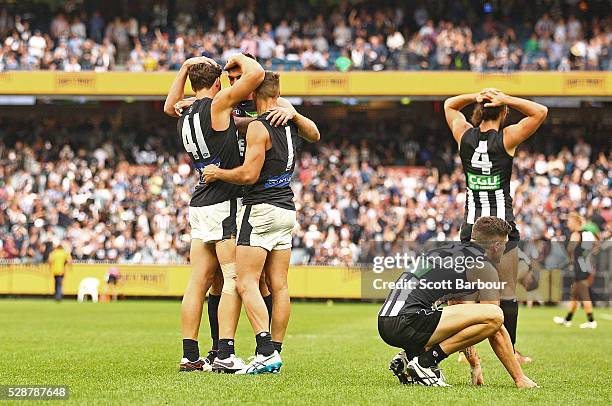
xmin=572 ymin=231 xmax=597 ymax=281
xmin=378 ymin=243 xmax=497 ymax=317
xmin=459 ymin=128 xmax=514 ymax=224
xmin=178 ymin=97 xmax=242 ymax=207
xmin=242 ymin=112 xmax=298 ymax=211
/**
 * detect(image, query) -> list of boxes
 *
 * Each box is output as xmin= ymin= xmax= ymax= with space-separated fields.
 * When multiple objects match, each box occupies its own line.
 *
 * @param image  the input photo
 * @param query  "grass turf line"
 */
xmin=0 ymin=300 xmax=610 ymax=405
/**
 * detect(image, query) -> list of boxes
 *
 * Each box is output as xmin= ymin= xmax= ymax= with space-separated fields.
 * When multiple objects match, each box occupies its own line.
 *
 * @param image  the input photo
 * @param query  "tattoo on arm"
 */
xmin=462 ymin=346 xmax=480 ymax=365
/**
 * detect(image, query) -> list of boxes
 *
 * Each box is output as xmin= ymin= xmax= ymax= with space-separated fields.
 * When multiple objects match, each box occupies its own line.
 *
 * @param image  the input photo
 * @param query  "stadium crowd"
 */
xmin=0 ymin=114 xmax=609 ymax=265
xmin=0 ymin=1 xmax=611 ymax=72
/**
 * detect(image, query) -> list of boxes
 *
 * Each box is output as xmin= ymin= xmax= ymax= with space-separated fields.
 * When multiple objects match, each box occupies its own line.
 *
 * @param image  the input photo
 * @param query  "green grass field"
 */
xmin=0 ymin=299 xmax=610 ymax=405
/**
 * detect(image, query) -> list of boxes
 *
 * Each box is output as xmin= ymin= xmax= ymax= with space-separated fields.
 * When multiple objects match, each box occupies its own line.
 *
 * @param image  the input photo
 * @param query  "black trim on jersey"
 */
xmin=237 ymin=205 xmax=253 ymax=246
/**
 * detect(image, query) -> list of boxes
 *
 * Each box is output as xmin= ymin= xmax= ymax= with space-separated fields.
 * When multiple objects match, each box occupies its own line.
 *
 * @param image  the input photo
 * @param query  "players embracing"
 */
xmin=165 ymin=53 xmax=319 ymax=374
xmin=203 ymin=71 xmax=320 ymax=374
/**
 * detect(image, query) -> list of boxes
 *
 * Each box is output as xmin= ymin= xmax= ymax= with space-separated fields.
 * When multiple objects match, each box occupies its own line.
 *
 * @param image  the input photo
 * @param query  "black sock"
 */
xmin=263 ymin=294 xmax=273 ymax=326
xmin=218 ymin=338 xmax=235 ymax=360
xmin=419 ymin=344 xmax=447 ymax=368
xmin=587 ymin=313 xmax=594 ymax=322
xmin=207 ymin=294 xmax=221 ymax=351
xmin=500 ymin=299 xmax=519 ymax=347
xmin=272 ymin=341 xmax=282 ymax=353
xmin=565 ymin=312 xmax=574 ymax=322
xmin=255 ymin=332 xmax=274 ymax=356
xmin=182 ymin=339 xmax=199 ymax=362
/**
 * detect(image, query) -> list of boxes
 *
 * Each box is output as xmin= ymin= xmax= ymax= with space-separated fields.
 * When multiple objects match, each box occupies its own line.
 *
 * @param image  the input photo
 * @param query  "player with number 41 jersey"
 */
xmin=178 ymin=97 xmax=242 ymax=209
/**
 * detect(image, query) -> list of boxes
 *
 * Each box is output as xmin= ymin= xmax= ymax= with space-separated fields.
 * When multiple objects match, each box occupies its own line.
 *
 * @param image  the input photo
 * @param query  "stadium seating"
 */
xmin=1 ymin=1 xmax=610 ymax=72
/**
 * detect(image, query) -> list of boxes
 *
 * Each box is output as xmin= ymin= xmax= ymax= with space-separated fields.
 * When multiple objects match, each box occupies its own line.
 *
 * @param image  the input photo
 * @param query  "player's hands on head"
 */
xmin=479 ymin=88 xmax=507 ymax=107
xmin=183 ymin=56 xmax=219 ymax=68
xmin=515 ymin=375 xmax=539 ymax=389
xmin=267 ymin=107 xmax=295 ymax=126
xmin=477 ymin=88 xmax=503 ymax=105
xmin=202 ymin=164 xmax=219 ymax=183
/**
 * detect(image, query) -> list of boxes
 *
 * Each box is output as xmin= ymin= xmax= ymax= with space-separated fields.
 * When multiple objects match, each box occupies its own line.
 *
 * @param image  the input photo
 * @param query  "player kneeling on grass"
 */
xmin=203 ymin=71 xmax=320 ymax=374
xmin=378 ymin=216 xmax=537 ymax=388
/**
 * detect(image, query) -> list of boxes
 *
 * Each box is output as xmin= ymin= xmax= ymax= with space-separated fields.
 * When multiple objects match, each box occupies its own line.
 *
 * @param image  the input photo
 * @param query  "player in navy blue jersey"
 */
xmin=164 ymin=54 xmax=288 ymax=372
xmin=203 ymin=71 xmax=320 ymax=374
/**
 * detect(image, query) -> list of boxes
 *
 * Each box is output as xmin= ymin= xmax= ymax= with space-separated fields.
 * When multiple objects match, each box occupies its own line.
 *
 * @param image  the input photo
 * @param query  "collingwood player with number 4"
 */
xmin=203 ymin=71 xmax=320 ymax=374
xmin=444 ymin=88 xmax=547 ymax=363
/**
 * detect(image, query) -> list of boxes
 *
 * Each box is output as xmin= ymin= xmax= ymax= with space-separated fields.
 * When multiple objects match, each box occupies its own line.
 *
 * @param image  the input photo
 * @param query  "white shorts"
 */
xmin=189 ymin=198 xmax=241 ymax=243
xmin=237 ymin=203 xmax=296 ymax=251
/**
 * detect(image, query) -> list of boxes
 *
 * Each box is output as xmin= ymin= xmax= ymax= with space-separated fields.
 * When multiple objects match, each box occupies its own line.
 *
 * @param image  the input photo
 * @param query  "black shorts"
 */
xmin=460 ymin=221 xmax=519 ymax=253
xmin=107 ymin=274 xmax=118 ymax=285
xmin=571 ymin=279 xmax=591 ymax=301
xmin=378 ymin=308 xmax=442 ymax=358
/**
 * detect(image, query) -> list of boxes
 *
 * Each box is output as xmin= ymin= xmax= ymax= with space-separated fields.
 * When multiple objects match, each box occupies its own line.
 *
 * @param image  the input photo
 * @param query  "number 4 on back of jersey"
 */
xmin=471 ymin=140 xmax=492 ymax=175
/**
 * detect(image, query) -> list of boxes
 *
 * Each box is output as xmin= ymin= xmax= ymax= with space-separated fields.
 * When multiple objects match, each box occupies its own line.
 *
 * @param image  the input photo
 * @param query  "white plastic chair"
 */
xmin=77 ymin=277 xmax=100 ymax=303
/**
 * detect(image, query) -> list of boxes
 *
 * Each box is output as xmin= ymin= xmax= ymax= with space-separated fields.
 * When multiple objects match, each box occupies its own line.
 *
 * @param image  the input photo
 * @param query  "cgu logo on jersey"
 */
xmin=467 ymin=172 xmax=501 ymax=190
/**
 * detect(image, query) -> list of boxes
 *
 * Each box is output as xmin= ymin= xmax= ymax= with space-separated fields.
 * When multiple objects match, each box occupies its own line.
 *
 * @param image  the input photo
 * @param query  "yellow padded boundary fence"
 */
xmin=0 ymin=71 xmax=609 ymax=97
xmin=0 ymin=263 xmax=362 ymax=299
xmin=0 ymin=263 xmax=560 ymax=301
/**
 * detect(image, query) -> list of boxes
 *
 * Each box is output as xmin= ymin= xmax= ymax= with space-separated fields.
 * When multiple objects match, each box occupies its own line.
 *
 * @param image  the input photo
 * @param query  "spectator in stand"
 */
xmin=0 ymin=113 xmax=608 ymax=265
xmin=1 ymin=2 xmax=611 ymax=72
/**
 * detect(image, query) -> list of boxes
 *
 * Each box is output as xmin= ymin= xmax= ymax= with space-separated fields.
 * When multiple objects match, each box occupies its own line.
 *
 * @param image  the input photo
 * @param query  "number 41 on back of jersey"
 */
xmin=182 ymin=113 xmax=210 ymax=161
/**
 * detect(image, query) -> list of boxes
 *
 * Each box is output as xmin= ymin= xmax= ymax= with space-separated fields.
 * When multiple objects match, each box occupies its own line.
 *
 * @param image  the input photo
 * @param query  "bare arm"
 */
xmin=449 ymin=298 xmax=483 ymax=385
xmin=467 ymin=263 xmax=533 ymax=385
xmin=211 ymin=54 xmax=265 ymax=131
xmin=485 ymin=92 xmax=547 ymax=155
xmin=479 ymin=299 xmax=537 ymax=388
xmin=163 ymin=57 xmax=218 ymax=117
xmin=163 ymin=64 xmax=189 ymax=117
xmin=461 ymin=346 xmax=484 ymax=386
xmin=269 ymin=98 xmax=320 ymax=142
xmin=293 ymin=112 xmax=320 ymax=143
xmin=486 ymin=323 xmax=524 ymax=383
xmin=443 ymin=93 xmax=476 ymax=145
xmin=202 ymin=121 xmax=268 ymax=185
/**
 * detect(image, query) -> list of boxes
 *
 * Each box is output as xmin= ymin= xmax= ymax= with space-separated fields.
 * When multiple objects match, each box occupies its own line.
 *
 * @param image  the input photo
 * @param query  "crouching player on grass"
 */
xmin=203 ymin=71 xmax=320 ymax=374
xmin=378 ymin=216 xmax=538 ymax=388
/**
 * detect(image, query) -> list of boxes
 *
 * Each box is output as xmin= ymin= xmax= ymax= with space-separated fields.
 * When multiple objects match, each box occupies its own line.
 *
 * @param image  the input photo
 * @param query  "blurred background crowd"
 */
xmin=1 ymin=108 xmax=609 ymax=265
xmin=1 ymin=0 xmax=611 ymax=72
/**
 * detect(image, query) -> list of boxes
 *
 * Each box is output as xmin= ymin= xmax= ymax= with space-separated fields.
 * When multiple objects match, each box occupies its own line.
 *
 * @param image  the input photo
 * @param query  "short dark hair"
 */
xmin=188 ymin=63 xmax=222 ymax=92
xmin=471 ymin=101 xmax=506 ymax=126
xmin=472 ymin=216 xmax=512 ymax=241
xmin=255 ymin=71 xmax=280 ymax=100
